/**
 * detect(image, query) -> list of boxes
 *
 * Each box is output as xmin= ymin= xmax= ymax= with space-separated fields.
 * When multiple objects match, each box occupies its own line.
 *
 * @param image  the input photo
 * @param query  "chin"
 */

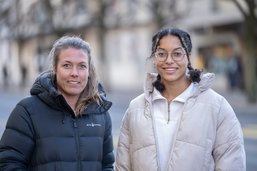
xmin=67 ymin=89 xmax=83 ymax=96
xmin=163 ymin=75 xmax=177 ymax=82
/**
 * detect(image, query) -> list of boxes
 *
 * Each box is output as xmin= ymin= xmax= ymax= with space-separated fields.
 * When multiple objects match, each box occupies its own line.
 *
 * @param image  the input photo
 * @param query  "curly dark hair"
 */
xmin=150 ymin=27 xmax=202 ymax=92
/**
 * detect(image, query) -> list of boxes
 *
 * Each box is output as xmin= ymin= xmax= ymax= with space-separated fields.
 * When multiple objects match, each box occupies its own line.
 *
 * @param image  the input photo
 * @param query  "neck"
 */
xmin=162 ymin=79 xmax=191 ymax=102
xmin=63 ymin=95 xmax=79 ymax=112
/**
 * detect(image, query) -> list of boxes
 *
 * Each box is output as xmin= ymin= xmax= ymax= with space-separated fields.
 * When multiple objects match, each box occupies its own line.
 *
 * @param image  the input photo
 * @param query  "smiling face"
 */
xmin=153 ymin=35 xmax=189 ymax=85
xmin=55 ymin=48 xmax=89 ymax=101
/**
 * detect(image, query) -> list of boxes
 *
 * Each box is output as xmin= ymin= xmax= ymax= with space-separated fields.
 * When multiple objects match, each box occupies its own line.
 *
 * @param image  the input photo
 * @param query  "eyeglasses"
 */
xmin=154 ymin=48 xmax=186 ymax=62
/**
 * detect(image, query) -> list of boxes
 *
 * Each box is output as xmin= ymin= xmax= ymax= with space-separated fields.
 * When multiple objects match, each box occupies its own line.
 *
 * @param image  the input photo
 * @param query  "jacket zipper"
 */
xmin=73 ymin=119 xmax=81 ymax=171
xmin=167 ymin=103 xmax=170 ymax=124
xmin=165 ymin=101 xmax=189 ymax=171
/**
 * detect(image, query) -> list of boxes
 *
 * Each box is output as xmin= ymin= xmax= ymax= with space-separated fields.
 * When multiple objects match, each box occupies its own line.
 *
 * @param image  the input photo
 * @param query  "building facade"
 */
xmin=0 ymin=0 xmax=249 ymax=91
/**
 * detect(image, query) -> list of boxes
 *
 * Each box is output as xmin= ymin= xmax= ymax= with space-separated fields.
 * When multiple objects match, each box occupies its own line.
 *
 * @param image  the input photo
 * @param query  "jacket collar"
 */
xmin=30 ymin=70 xmax=112 ymax=115
xmin=144 ymin=72 xmax=215 ymax=101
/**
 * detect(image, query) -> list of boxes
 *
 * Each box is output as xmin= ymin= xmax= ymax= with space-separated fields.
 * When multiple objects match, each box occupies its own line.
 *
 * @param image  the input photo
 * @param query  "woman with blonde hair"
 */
xmin=0 ymin=36 xmax=114 ymax=171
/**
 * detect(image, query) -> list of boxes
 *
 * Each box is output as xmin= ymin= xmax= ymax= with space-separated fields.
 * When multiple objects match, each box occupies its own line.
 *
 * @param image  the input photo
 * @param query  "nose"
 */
xmin=71 ymin=66 xmax=79 ymax=77
xmin=165 ymin=53 xmax=175 ymax=63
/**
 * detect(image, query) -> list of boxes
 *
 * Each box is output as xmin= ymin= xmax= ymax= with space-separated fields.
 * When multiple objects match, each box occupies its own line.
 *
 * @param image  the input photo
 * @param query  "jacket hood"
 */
xmin=30 ymin=70 xmax=61 ymax=109
xmin=30 ymin=70 xmax=58 ymax=97
xmin=30 ymin=70 xmax=112 ymax=114
xmin=144 ymin=72 xmax=215 ymax=100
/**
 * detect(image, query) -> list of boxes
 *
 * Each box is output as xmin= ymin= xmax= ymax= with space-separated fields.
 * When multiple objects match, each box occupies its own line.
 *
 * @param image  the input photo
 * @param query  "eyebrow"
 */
xmin=157 ymin=47 xmax=184 ymax=51
xmin=62 ymin=60 xmax=88 ymax=65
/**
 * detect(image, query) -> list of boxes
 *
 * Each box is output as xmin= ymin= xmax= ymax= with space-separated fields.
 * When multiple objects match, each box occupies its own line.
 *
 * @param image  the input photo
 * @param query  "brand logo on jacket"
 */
xmin=86 ymin=123 xmax=102 ymax=127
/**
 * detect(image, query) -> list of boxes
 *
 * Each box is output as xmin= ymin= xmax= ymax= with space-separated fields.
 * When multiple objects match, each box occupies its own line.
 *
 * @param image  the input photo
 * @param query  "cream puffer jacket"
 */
xmin=116 ymin=73 xmax=246 ymax=171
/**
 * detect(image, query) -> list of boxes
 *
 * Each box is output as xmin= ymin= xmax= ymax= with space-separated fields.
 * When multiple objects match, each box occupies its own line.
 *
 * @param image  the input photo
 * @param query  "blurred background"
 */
xmin=0 ymin=0 xmax=257 ymax=170
xmin=0 ymin=0 xmax=256 ymax=97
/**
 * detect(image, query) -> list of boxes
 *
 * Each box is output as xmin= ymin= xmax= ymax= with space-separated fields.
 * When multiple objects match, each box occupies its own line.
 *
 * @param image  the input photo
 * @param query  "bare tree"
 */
xmin=93 ymin=0 xmax=137 ymax=89
xmin=230 ymin=0 xmax=257 ymax=102
xmin=93 ymin=0 xmax=110 ymax=89
xmin=146 ymin=0 xmax=180 ymax=28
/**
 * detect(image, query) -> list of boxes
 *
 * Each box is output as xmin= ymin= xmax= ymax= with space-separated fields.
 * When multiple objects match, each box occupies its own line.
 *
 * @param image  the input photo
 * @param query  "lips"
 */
xmin=163 ymin=66 xmax=178 ymax=73
xmin=67 ymin=80 xmax=80 ymax=84
xmin=164 ymin=67 xmax=177 ymax=71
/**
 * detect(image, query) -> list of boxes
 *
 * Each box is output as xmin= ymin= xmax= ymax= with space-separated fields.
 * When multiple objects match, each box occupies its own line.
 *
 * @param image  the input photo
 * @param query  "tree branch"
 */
xmin=230 ymin=0 xmax=248 ymax=18
xmin=246 ymin=0 xmax=257 ymax=21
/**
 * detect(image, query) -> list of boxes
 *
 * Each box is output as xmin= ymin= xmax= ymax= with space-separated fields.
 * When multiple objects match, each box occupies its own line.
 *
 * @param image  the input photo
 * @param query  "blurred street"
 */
xmin=0 ymin=87 xmax=257 ymax=170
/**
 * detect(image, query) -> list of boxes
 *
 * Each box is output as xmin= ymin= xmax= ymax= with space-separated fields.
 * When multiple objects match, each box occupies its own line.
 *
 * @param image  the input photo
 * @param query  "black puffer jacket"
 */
xmin=0 ymin=71 xmax=114 ymax=171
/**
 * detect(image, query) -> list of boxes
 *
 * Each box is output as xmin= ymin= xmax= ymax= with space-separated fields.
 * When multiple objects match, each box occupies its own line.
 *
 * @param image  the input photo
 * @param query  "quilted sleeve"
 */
xmin=0 ymin=102 xmax=35 ymax=171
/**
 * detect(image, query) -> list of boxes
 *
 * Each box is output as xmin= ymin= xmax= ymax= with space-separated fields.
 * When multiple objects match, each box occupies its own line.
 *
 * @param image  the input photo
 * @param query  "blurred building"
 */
xmin=175 ymin=0 xmax=245 ymax=90
xmin=0 ymin=0 xmax=247 ymax=92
